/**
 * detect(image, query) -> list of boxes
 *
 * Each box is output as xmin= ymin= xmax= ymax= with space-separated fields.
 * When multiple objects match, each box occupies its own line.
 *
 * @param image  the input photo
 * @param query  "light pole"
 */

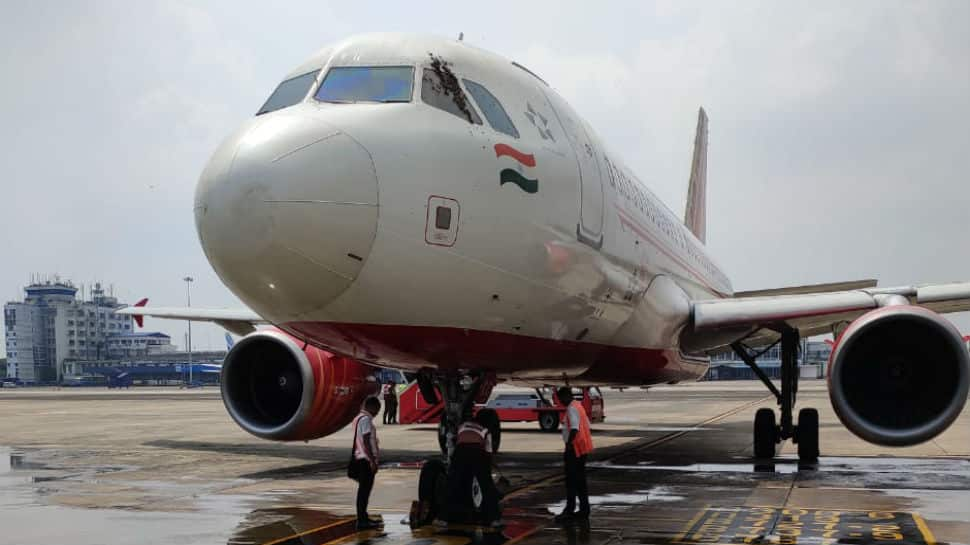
xmin=183 ymin=276 xmax=194 ymax=386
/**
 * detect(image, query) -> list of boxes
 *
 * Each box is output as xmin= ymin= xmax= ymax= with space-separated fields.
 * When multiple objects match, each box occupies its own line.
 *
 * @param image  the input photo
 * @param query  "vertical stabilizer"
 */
xmin=684 ymin=107 xmax=708 ymax=243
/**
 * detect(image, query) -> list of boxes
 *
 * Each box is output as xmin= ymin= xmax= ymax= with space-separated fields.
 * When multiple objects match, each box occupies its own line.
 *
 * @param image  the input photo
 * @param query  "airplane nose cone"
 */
xmin=195 ymin=112 xmax=378 ymax=318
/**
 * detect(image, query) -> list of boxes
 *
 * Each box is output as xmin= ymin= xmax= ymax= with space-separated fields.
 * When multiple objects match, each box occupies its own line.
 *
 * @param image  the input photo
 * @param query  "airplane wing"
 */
xmin=685 ymin=281 xmax=970 ymax=351
xmin=115 ymin=302 xmax=267 ymax=336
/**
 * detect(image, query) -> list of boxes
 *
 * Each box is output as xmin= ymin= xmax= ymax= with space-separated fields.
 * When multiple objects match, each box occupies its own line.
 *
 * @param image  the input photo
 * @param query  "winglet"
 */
xmin=132 ymin=298 xmax=148 ymax=328
xmin=684 ymin=107 xmax=708 ymax=244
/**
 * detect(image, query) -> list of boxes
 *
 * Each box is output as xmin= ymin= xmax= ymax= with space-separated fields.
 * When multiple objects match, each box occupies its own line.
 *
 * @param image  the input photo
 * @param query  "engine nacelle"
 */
xmin=221 ymin=329 xmax=377 ymax=441
xmin=828 ymin=305 xmax=969 ymax=446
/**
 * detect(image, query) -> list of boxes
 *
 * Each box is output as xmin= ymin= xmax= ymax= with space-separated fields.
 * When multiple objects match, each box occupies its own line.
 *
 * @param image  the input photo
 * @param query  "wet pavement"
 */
xmin=0 ymin=382 xmax=967 ymax=545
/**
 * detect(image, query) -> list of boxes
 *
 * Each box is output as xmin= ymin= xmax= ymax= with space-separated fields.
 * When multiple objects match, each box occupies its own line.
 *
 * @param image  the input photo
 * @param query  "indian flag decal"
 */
xmin=495 ymin=143 xmax=538 ymax=194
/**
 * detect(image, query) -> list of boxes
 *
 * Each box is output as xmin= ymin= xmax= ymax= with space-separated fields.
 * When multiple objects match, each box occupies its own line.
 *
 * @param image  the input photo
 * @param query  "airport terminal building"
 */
xmin=705 ymin=340 xmax=832 ymax=380
xmin=3 ymin=280 xmax=174 ymax=383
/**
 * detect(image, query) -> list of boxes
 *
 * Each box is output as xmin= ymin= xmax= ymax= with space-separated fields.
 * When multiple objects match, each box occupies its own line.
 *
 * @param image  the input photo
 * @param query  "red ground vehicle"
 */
xmin=398 ymin=384 xmax=605 ymax=432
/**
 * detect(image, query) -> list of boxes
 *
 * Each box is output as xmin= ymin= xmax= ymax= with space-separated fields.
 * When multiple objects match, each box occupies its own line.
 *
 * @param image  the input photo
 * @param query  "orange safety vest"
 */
xmin=566 ymin=400 xmax=593 ymax=457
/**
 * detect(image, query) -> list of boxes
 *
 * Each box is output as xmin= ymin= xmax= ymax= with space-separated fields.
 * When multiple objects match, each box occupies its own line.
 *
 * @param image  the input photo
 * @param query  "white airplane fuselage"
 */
xmin=195 ymin=33 xmax=733 ymax=385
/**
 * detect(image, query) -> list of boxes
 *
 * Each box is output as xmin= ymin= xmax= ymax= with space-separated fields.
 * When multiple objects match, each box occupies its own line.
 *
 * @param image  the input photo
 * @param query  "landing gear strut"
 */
xmin=732 ymin=325 xmax=819 ymax=462
xmin=414 ymin=370 xmax=498 ymax=526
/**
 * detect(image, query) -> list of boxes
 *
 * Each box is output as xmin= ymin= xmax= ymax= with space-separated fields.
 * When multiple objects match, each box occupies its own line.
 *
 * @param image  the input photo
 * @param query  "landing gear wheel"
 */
xmin=418 ymin=459 xmax=448 ymax=524
xmin=437 ymin=418 xmax=449 ymax=456
xmin=476 ymin=408 xmax=502 ymax=453
xmin=539 ymin=411 xmax=560 ymax=433
xmin=754 ymin=408 xmax=778 ymax=459
xmin=796 ymin=407 xmax=819 ymax=461
xmin=471 ymin=477 xmax=483 ymax=510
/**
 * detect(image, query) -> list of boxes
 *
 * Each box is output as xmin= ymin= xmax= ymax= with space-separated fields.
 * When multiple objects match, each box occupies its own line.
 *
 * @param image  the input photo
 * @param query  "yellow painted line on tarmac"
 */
xmin=260 ymin=517 xmax=355 ymax=545
xmin=672 ymin=504 xmax=711 ymax=543
xmin=911 ymin=513 xmax=937 ymax=545
xmin=503 ymin=524 xmax=544 ymax=545
xmin=263 ymin=395 xmax=774 ymax=545
xmin=503 ymin=474 xmax=563 ymax=499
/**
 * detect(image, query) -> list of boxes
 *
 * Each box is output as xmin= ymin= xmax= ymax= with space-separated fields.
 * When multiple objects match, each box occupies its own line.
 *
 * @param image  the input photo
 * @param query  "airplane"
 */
xmin=119 ymin=33 xmax=969 ymax=494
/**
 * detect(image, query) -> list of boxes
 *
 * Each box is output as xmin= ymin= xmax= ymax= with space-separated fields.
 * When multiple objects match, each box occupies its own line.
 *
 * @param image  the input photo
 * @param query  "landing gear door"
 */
xmin=542 ymin=90 xmax=604 ymax=249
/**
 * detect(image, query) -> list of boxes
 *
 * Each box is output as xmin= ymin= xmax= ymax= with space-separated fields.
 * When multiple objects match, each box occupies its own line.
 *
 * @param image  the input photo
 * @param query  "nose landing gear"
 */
xmin=413 ymin=370 xmax=499 ymax=527
xmin=733 ymin=326 xmax=820 ymax=464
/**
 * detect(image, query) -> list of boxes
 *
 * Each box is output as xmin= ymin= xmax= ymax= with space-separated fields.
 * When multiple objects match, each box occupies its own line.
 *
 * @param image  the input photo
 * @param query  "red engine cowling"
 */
xmin=828 ymin=305 xmax=970 ymax=446
xmin=221 ymin=329 xmax=377 ymax=441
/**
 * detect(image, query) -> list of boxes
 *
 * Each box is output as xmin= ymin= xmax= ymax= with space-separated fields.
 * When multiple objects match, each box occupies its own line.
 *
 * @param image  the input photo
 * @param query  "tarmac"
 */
xmin=0 ymin=381 xmax=966 ymax=545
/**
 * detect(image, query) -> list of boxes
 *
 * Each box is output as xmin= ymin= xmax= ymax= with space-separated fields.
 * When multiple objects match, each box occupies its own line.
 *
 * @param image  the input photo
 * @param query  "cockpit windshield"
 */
xmin=314 ymin=66 xmax=414 ymax=103
xmin=257 ymin=70 xmax=321 ymax=115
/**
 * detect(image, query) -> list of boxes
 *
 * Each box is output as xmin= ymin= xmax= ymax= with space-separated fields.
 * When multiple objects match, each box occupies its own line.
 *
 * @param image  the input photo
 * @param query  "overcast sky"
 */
xmin=1 ymin=1 xmax=967 ymax=356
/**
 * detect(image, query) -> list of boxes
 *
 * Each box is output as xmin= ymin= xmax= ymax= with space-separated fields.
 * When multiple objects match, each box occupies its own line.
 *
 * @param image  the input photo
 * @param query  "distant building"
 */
xmin=3 ymin=280 xmax=171 ymax=383
xmin=105 ymin=332 xmax=176 ymax=359
xmin=705 ymin=339 xmax=832 ymax=380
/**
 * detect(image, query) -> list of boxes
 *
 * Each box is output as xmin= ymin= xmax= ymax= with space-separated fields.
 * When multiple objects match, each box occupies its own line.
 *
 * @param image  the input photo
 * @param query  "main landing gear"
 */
xmin=731 ymin=326 xmax=819 ymax=463
xmin=413 ymin=371 xmax=500 ymax=527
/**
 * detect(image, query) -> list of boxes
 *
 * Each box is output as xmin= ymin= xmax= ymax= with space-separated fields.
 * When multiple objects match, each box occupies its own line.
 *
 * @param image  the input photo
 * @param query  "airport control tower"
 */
xmin=3 ymin=279 xmax=133 ymax=383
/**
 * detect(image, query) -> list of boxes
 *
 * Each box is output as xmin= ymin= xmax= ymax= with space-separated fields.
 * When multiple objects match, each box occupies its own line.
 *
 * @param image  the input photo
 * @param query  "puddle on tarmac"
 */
xmin=545 ymin=485 xmax=686 ymax=514
xmin=590 ymin=459 xmax=802 ymax=474
xmin=0 ymin=446 xmax=289 ymax=545
xmin=228 ymin=508 xmax=539 ymax=545
xmin=227 ymin=507 xmax=355 ymax=545
xmin=887 ymin=489 xmax=970 ymax=523
xmin=592 ymin=456 xmax=970 ymax=477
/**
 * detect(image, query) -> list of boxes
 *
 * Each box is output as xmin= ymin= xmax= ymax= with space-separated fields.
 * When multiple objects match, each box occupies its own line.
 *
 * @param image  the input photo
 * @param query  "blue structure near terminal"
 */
xmin=68 ymin=350 xmax=227 ymax=387
xmin=77 ymin=363 xmax=222 ymax=387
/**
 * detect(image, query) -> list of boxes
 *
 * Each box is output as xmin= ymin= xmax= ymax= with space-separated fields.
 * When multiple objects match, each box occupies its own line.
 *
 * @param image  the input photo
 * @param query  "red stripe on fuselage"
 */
xmin=282 ymin=321 xmax=706 ymax=385
xmin=494 ymin=144 xmax=536 ymax=167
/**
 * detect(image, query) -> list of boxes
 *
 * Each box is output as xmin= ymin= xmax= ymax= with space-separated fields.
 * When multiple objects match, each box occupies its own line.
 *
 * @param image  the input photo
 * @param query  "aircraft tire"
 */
xmin=796 ymin=408 xmax=820 ymax=461
xmin=538 ymin=411 xmax=560 ymax=433
xmin=418 ymin=459 xmax=448 ymax=524
xmin=754 ymin=408 xmax=777 ymax=459
xmin=477 ymin=408 xmax=502 ymax=453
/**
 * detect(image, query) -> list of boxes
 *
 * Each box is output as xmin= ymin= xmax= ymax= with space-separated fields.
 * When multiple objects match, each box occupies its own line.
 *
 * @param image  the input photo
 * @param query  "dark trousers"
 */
xmin=447 ymin=446 xmax=500 ymax=523
xmin=352 ymin=459 xmax=375 ymax=522
xmin=563 ymin=448 xmax=589 ymax=514
xmin=384 ymin=399 xmax=397 ymax=424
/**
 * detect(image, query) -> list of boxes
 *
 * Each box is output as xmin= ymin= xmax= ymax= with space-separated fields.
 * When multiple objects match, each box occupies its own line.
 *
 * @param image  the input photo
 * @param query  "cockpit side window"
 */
xmin=257 ymin=70 xmax=321 ymax=115
xmin=314 ymin=66 xmax=414 ymax=103
xmin=421 ymin=68 xmax=481 ymax=125
xmin=463 ymin=79 xmax=519 ymax=138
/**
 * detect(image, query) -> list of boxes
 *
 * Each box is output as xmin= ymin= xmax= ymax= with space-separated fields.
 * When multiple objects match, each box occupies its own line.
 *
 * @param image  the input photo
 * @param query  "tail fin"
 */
xmin=132 ymin=298 xmax=148 ymax=328
xmin=684 ymin=107 xmax=708 ymax=243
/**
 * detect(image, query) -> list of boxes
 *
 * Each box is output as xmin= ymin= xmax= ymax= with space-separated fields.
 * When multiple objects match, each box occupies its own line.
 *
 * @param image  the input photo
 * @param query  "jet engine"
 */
xmin=828 ymin=305 xmax=969 ymax=446
xmin=221 ymin=329 xmax=377 ymax=441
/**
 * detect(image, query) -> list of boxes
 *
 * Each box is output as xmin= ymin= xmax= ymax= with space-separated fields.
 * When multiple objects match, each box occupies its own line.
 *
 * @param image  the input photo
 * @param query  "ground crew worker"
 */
xmin=554 ymin=387 xmax=592 ymax=523
xmin=444 ymin=412 xmax=501 ymax=527
xmin=381 ymin=383 xmax=393 ymax=424
xmin=384 ymin=382 xmax=398 ymax=424
xmin=350 ymin=396 xmax=382 ymax=530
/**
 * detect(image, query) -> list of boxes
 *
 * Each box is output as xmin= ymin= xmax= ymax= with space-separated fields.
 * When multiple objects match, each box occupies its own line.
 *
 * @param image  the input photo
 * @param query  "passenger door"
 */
xmin=542 ymin=90 xmax=605 ymax=248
